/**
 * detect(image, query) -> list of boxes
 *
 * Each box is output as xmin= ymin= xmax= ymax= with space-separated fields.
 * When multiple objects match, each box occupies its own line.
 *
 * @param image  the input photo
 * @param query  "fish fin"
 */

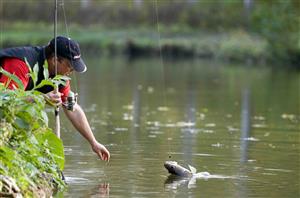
xmin=188 ymin=165 xmax=197 ymax=174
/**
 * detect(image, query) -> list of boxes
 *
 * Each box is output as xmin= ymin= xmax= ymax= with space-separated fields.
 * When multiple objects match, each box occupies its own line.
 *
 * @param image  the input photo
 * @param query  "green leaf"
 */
xmin=24 ymin=58 xmax=39 ymax=88
xmin=51 ymin=75 xmax=70 ymax=87
xmin=53 ymin=75 xmax=70 ymax=82
xmin=34 ymin=79 xmax=55 ymax=90
xmin=0 ymin=68 xmax=24 ymax=90
xmin=41 ymin=111 xmax=49 ymax=126
xmin=36 ymin=130 xmax=65 ymax=170
xmin=24 ymin=58 xmax=32 ymax=73
xmin=32 ymin=63 xmax=39 ymax=86
xmin=43 ymin=61 xmax=49 ymax=80
xmin=14 ymin=116 xmax=30 ymax=130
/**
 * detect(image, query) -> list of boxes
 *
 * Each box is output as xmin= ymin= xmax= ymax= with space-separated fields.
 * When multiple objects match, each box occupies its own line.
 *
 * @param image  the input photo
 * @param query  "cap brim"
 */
xmin=72 ymin=58 xmax=87 ymax=73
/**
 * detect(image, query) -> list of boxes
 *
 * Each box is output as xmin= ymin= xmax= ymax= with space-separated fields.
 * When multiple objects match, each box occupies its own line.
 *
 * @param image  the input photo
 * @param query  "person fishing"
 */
xmin=0 ymin=36 xmax=110 ymax=162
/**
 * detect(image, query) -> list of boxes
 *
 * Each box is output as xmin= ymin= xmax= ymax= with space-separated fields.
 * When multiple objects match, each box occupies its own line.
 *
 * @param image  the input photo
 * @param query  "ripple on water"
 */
xmin=242 ymin=137 xmax=259 ymax=141
xmin=65 ymin=176 xmax=90 ymax=184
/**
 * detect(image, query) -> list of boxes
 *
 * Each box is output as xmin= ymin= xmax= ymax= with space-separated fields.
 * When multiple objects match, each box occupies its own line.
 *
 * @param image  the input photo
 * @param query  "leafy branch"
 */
xmin=0 ymin=59 xmax=70 ymax=92
xmin=25 ymin=59 xmax=70 ymax=91
xmin=0 ymin=68 xmax=25 ymax=90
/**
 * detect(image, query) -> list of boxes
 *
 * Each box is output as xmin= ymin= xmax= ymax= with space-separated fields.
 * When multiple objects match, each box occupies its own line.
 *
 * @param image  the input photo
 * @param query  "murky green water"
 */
xmin=55 ymin=57 xmax=299 ymax=197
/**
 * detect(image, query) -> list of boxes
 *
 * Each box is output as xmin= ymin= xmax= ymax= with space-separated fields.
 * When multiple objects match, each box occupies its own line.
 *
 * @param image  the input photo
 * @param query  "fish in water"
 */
xmin=164 ymin=161 xmax=212 ymax=178
xmin=164 ymin=161 xmax=209 ymax=189
xmin=164 ymin=161 xmax=233 ymax=189
xmin=164 ymin=161 xmax=195 ymax=177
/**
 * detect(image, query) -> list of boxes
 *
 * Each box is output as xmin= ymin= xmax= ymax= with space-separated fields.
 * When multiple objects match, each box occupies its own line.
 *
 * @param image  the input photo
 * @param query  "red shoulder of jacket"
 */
xmin=0 ymin=57 xmax=29 ymax=89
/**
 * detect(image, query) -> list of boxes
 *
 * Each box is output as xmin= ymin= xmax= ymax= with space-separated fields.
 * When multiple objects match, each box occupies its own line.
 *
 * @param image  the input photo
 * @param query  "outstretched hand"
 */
xmin=92 ymin=141 xmax=110 ymax=162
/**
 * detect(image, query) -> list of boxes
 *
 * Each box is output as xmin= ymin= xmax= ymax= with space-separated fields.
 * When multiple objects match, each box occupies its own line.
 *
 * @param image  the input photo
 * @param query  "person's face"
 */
xmin=48 ymin=57 xmax=74 ymax=76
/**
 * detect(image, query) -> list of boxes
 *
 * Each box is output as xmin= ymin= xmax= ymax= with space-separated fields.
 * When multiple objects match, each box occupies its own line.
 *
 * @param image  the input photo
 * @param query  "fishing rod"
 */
xmin=54 ymin=0 xmax=60 ymax=138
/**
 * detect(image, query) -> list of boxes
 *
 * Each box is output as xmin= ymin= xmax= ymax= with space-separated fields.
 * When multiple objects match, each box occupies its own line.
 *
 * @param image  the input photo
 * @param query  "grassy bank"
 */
xmin=1 ymin=22 xmax=270 ymax=64
xmin=1 ymin=1 xmax=299 ymax=67
xmin=0 ymin=84 xmax=65 ymax=197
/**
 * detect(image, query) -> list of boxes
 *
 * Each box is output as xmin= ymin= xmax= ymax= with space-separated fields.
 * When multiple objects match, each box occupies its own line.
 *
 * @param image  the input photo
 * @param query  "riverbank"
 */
xmin=1 ymin=23 xmax=271 ymax=65
xmin=0 ymin=84 xmax=65 ymax=197
xmin=1 ymin=1 xmax=299 ymax=67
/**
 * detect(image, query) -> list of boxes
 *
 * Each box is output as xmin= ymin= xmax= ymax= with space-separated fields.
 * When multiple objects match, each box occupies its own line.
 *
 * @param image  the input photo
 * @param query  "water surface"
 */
xmin=54 ymin=57 xmax=299 ymax=197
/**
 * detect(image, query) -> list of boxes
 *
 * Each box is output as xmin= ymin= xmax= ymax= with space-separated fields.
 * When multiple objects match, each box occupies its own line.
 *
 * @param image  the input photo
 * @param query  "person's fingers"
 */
xmin=47 ymin=92 xmax=62 ymax=104
xmin=107 ymin=153 xmax=110 ymax=161
xmin=54 ymin=99 xmax=62 ymax=106
xmin=53 ymin=94 xmax=62 ymax=105
xmin=98 ymin=151 xmax=103 ymax=160
xmin=92 ymin=143 xmax=110 ymax=161
xmin=106 ymin=152 xmax=110 ymax=162
xmin=102 ymin=152 xmax=107 ymax=161
xmin=102 ymin=151 xmax=110 ymax=162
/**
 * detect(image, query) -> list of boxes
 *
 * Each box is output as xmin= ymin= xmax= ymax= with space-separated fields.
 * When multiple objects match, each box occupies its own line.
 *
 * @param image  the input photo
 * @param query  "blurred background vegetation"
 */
xmin=0 ymin=0 xmax=299 ymax=67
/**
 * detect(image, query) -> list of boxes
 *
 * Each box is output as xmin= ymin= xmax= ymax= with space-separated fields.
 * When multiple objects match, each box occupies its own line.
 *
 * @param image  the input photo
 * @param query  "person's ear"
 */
xmin=57 ymin=57 xmax=65 ymax=64
xmin=49 ymin=56 xmax=56 ymax=65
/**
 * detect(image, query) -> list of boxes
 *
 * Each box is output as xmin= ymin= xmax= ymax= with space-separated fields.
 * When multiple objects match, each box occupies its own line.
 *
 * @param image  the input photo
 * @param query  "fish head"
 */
xmin=164 ymin=161 xmax=179 ymax=175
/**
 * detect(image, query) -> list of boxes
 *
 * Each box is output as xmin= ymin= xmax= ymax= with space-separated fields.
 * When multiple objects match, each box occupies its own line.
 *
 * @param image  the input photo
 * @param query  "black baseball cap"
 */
xmin=49 ymin=36 xmax=87 ymax=73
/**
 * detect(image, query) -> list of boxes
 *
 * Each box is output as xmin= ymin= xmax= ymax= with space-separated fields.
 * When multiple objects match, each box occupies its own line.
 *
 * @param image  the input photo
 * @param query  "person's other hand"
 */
xmin=92 ymin=141 xmax=110 ymax=162
xmin=44 ymin=91 xmax=62 ymax=106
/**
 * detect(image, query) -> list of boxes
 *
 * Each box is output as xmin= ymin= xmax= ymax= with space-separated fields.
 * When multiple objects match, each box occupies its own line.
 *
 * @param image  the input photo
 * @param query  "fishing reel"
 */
xmin=63 ymin=91 xmax=78 ymax=111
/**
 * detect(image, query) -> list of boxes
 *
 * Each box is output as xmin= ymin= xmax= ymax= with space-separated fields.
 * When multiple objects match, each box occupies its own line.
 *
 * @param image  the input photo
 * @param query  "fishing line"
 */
xmin=60 ymin=0 xmax=79 ymax=96
xmin=60 ymin=0 xmax=69 ymax=37
xmin=54 ymin=0 xmax=58 ymax=77
xmin=154 ymin=0 xmax=172 ymax=159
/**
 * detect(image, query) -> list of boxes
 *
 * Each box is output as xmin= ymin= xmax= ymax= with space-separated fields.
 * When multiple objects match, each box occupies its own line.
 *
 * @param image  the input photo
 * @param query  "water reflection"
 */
xmin=89 ymin=183 xmax=110 ymax=198
xmin=132 ymin=85 xmax=142 ymax=129
xmin=238 ymin=87 xmax=251 ymax=198
xmin=240 ymin=87 xmax=251 ymax=163
xmin=164 ymin=175 xmax=191 ymax=190
xmin=164 ymin=170 xmax=237 ymax=191
xmin=182 ymin=67 xmax=197 ymax=164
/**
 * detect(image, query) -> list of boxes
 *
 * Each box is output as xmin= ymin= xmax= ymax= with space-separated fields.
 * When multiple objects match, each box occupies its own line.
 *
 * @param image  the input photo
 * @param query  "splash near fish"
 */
xmin=164 ymin=161 xmax=232 ymax=179
xmin=164 ymin=161 xmax=235 ymax=189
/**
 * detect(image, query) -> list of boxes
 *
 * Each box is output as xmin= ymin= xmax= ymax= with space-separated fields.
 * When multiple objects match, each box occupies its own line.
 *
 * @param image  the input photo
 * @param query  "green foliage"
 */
xmin=0 ymin=84 xmax=66 ymax=197
xmin=251 ymin=0 xmax=300 ymax=63
xmin=218 ymin=30 xmax=268 ymax=62
xmin=24 ymin=59 xmax=70 ymax=91
xmin=0 ymin=61 xmax=68 ymax=196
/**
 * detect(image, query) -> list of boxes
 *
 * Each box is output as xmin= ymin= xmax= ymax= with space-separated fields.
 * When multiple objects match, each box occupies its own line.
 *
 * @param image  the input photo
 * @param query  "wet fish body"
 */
xmin=164 ymin=161 xmax=193 ymax=177
xmin=164 ymin=161 xmax=233 ymax=189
